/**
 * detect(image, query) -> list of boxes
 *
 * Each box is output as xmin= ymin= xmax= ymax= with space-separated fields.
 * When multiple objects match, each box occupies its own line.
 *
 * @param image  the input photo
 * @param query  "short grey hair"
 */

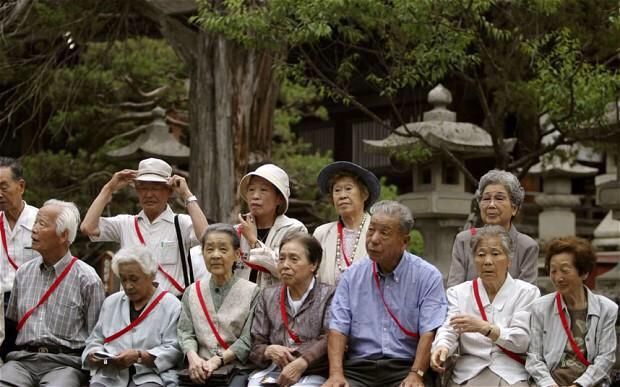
xmin=470 ymin=224 xmax=514 ymax=260
xmin=474 ymin=169 xmax=525 ymax=210
xmin=111 ymin=245 xmax=158 ymax=277
xmin=369 ymin=200 xmax=414 ymax=233
xmin=43 ymin=199 xmax=80 ymax=244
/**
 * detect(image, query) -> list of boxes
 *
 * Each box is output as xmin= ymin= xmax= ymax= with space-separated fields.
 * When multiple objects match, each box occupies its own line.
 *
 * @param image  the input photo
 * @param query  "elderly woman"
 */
xmin=313 ymin=161 xmax=380 ymax=285
xmin=83 ymin=246 xmax=182 ymax=387
xmin=178 ymin=223 xmax=259 ymax=387
xmin=431 ymin=225 xmax=540 ymax=387
xmin=236 ymin=164 xmax=307 ymax=288
xmin=249 ymin=233 xmax=335 ymax=386
xmin=447 ymin=169 xmax=539 ymax=287
xmin=526 ymin=237 xmax=618 ymax=387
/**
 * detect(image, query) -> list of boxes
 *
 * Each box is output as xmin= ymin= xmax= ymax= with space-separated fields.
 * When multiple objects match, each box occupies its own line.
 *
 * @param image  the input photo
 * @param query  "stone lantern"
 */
xmin=107 ymin=106 xmax=190 ymax=164
xmin=364 ymin=84 xmax=513 ymax=275
xmin=530 ymin=153 xmax=598 ymax=242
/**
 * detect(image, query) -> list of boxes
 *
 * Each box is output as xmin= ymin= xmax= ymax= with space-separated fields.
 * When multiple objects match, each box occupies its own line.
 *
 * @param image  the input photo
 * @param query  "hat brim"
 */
xmin=135 ymin=174 xmax=169 ymax=183
xmin=238 ymin=172 xmax=289 ymax=215
xmin=317 ymin=161 xmax=381 ymax=209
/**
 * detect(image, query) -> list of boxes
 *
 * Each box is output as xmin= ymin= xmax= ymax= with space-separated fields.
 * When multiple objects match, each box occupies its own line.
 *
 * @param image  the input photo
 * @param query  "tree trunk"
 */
xmin=137 ymin=3 xmax=279 ymax=222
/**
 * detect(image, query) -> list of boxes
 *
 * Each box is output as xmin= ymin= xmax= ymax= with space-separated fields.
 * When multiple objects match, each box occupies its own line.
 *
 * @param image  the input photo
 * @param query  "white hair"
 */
xmin=43 ymin=199 xmax=80 ymax=244
xmin=111 ymin=245 xmax=158 ymax=277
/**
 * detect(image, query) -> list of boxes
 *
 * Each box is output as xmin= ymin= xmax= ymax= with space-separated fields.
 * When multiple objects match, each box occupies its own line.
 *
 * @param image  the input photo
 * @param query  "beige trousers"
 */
xmin=447 ymin=367 xmax=531 ymax=387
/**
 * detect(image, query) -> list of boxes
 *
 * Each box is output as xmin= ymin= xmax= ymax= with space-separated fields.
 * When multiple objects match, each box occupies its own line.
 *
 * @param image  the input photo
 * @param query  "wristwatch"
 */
xmin=136 ymin=350 xmax=142 ymax=364
xmin=410 ymin=368 xmax=424 ymax=378
xmin=185 ymin=195 xmax=198 ymax=207
xmin=215 ymin=354 xmax=225 ymax=366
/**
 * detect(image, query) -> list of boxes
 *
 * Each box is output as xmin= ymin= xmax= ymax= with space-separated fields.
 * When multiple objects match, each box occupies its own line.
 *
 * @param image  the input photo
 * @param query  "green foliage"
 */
xmin=408 ymin=229 xmax=425 ymax=256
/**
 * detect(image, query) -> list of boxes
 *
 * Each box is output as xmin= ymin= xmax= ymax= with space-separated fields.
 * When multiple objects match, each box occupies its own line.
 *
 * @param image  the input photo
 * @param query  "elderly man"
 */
xmin=323 ymin=201 xmax=447 ymax=387
xmin=0 ymin=157 xmax=40 ymax=359
xmin=81 ymin=158 xmax=208 ymax=296
xmin=0 ymin=199 xmax=105 ymax=387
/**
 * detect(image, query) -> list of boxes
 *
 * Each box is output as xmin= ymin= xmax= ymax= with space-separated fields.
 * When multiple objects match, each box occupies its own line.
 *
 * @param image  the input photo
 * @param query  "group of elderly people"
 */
xmin=0 ymin=155 xmax=617 ymax=387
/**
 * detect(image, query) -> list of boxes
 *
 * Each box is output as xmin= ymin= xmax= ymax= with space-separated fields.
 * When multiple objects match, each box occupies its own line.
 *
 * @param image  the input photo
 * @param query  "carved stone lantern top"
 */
xmin=107 ymin=106 xmax=190 ymax=164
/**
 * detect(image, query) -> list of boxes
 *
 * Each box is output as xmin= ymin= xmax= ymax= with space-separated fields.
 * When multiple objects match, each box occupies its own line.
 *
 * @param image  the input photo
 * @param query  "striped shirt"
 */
xmin=6 ymin=251 xmax=105 ymax=350
xmin=0 ymin=202 xmax=40 ymax=293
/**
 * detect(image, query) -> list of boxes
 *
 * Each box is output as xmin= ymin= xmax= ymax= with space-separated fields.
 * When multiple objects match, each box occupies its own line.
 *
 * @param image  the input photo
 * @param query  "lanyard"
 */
xmin=0 ymin=213 xmax=19 ymax=270
xmin=472 ymin=278 xmax=525 ymax=365
xmin=337 ymin=222 xmax=352 ymax=267
xmin=555 ymin=292 xmax=590 ymax=367
xmin=104 ymin=290 xmax=168 ymax=343
xmin=17 ymin=256 xmax=78 ymax=331
xmin=280 ymin=286 xmax=302 ymax=344
xmin=235 ymin=226 xmax=269 ymax=273
xmin=195 ymin=280 xmax=230 ymax=350
xmin=371 ymin=262 xmax=418 ymax=338
xmin=133 ymin=217 xmax=185 ymax=293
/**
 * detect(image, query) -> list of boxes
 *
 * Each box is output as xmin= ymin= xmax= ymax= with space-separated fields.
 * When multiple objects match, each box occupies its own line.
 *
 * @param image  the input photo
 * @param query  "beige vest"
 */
xmin=188 ymin=279 xmax=256 ymax=359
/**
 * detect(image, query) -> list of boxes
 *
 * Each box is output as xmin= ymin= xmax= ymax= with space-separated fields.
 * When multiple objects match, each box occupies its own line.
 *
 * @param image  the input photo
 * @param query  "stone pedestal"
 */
xmin=534 ymin=176 xmax=581 ymax=241
xmin=400 ymin=190 xmax=472 ymax=276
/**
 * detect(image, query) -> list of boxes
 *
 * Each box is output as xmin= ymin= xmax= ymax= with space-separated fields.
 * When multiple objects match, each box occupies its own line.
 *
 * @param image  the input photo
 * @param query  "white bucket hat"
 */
xmin=135 ymin=158 xmax=172 ymax=183
xmin=238 ymin=164 xmax=290 ymax=215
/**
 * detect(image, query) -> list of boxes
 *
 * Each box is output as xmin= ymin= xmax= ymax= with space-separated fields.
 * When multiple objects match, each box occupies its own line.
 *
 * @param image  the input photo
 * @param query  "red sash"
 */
xmin=195 ymin=280 xmax=230 ymax=349
xmin=17 ymin=256 xmax=78 ymax=331
xmin=472 ymin=278 xmax=525 ymax=365
xmin=337 ymin=222 xmax=352 ymax=267
xmin=104 ymin=290 xmax=168 ymax=344
xmin=0 ymin=213 xmax=19 ymax=270
xmin=372 ymin=262 xmax=418 ymax=338
xmin=235 ymin=226 xmax=269 ymax=273
xmin=555 ymin=292 xmax=590 ymax=367
xmin=133 ymin=217 xmax=185 ymax=293
xmin=280 ymin=286 xmax=302 ymax=344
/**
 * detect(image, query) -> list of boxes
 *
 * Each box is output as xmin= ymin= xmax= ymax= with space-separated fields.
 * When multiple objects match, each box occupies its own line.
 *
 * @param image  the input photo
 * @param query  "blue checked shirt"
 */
xmin=329 ymin=251 xmax=447 ymax=360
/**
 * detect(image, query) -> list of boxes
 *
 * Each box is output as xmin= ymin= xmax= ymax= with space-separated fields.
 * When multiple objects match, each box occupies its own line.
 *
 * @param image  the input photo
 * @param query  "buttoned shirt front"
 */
xmin=329 ymin=251 xmax=447 ymax=360
xmin=432 ymin=275 xmax=540 ymax=385
xmin=82 ymin=287 xmax=183 ymax=387
xmin=6 ymin=251 xmax=105 ymax=350
xmin=526 ymin=288 xmax=618 ymax=387
xmin=91 ymin=205 xmax=199 ymax=295
xmin=0 ymin=202 xmax=40 ymax=293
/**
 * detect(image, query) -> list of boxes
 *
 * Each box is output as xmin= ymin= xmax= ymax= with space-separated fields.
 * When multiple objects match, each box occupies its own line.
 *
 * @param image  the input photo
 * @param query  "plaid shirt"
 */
xmin=7 ymin=251 xmax=105 ymax=350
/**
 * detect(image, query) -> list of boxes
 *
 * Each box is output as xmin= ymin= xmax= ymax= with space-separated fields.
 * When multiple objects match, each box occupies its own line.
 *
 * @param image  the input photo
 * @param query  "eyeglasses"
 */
xmin=480 ymin=194 xmax=509 ymax=206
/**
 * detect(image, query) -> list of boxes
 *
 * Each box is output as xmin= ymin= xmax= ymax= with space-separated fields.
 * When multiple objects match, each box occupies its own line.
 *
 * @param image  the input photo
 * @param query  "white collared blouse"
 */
xmin=432 ymin=274 xmax=540 ymax=385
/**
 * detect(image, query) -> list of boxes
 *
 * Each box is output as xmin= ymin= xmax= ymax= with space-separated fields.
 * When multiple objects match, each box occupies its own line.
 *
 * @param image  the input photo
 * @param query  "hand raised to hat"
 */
xmin=238 ymin=212 xmax=258 ymax=247
xmin=168 ymin=175 xmax=193 ymax=201
xmin=106 ymin=169 xmax=137 ymax=193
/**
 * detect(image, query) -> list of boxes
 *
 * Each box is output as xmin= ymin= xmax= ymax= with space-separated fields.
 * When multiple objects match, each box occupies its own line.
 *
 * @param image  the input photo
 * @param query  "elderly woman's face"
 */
xmin=203 ymin=232 xmax=239 ymax=277
xmin=549 ymin=252 xmax=585 ymax=296
xmin=245 ymin=176 xmax=283 ymax=219
xmin=474 ymin=236 xmax=510 ymax=283
xmin=119 ymin=262 xmax=155 ymax=304
xmin=278 ymin=240 xmax=317 ymax=288
xmin=479 ymin=184 xmax=517 ymax=229
xmin=331 ymin=176 xmax=369 ymax=217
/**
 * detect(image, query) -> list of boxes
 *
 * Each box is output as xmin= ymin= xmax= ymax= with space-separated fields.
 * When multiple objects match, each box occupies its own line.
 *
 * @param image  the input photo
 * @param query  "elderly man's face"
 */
xmin=32 ymin=205 xmax=66 ymax=258
xmin=135 ymin=181 xmax=172 ymax=216
xmin=119 ymin=262 xmax=154 ymax=304
xmin=0 ymin=167 xmax=25 ymax=214
xmin=365 ymin=213 xmax=409 ymax=265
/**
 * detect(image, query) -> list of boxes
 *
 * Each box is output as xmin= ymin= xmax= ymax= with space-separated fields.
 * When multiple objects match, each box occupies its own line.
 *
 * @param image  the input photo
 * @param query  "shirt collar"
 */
xmin=554 ymin=286 xmax=601 ymax=317
xmin=137 ymin=205 xmax=174 ymax=224
xmin=39 ymin=250 xmax=73 ymax=275
xmin=209 ymin=275 xmax=237 ymax=293
xmin=376 ymin=251 xmax=410 ymax=283
xmin=507 ymin=224 xmax=520 ymax=240
xmin=287 ymin=277 xmax=315 ymax=305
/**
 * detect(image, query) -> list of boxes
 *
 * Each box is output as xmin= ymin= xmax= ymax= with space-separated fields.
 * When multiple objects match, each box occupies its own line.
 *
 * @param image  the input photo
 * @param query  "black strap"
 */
xmin=174 ymin=215 xmax=194 ymax=287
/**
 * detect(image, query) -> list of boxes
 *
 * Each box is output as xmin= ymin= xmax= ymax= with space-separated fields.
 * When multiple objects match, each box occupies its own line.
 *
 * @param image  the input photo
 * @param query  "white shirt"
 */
xmin=287 ymin=277 xmax=315 ymax=315
xmin=432 ymin=274 xmax=540 ymax=385
xmin=91 ymin=205 xmax=199 ymax=295
xmin=0 ymin=202 xmax=40 ymax=293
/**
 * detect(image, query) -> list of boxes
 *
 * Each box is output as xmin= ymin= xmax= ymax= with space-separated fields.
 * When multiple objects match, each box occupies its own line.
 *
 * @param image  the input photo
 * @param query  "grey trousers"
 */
xmin=0 ymin=350 xmax=87 ymax=387
xmin=343 ymin=358 xmax=434 ymax=387
xmin=447 ymin=367 xmax=531 ymax=387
